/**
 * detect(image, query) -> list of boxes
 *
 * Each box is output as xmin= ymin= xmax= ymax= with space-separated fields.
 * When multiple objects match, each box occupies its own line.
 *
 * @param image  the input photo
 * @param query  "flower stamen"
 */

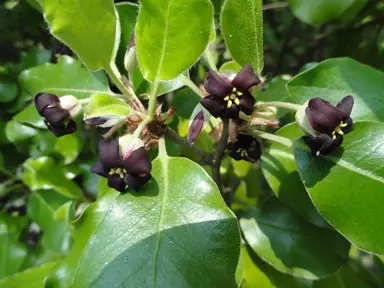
xmin=332 ymin=121 xmax=347 ymax=139
xmin=109 ymin=168 xmax=127 ymax=179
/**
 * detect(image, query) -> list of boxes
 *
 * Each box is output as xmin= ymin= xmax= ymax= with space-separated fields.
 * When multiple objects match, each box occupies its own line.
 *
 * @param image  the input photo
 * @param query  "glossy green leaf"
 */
xmin=240 ymin=197 xmax=349 ymax=280
xmin=5 ymin=120 xmax=37 ymax=144
xmin=0 ymin=262 xmax=58 ymax=288
xmin=136 ymin=0 xmax=214 ymax=81
xmin=221 ymin=0 xmax=263 ymax=75
xmin=293 ymin=121 xmax=384 ymax=254
xmin=38 ymin=0 xmax=120 ymax=70
xmin=22 ymin=157 xmax=83 ymax=199
xmin=54 ymin=134 xmax=82 ymax=165
xmin=116 ymin=2 xmax=139 ymax=48
xmin=261 ymin=123 xmax=328 ymax=228
xmin=15 ymin=56 xmax=111 ymax=128
xmin=84 ymin=93 xmax=132 ymax=120
xmin=287 ymin=58 xmax=384 ymax=121
xmin=27 ymin=190 xmax=72 ymax=254
xmin=288 ymin=0 xmax=359 ymax=26
xmin=46 ymin=189 xmax=119 ymax=288
xmin=0 ymin=74 xmax=18 ymax=103
xmin=68 ymin=156 xmax=239 ymax=287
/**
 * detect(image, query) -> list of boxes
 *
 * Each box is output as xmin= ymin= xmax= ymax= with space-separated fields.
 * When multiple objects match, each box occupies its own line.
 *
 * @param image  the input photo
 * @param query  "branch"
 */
xmin=212 ymin=119 xmax=229 ymax=193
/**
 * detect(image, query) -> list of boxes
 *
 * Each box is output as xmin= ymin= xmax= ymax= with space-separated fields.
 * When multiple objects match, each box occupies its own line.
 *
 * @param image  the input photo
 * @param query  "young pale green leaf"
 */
xmin=221 ymin=0 xmax=263 ymax=75
xmin=287 ymin=58 xmax=384 ymax=122
xmin=287 ymin=0 xmax=362 ymax=26
xmin=22 ymin=157 xmax=84 ymax=199
xmin=68 ymin=156 xmax=239 ymax=287
xmin=136 ymin=0 xmax=214 ymax=81
xmin=83 ymin=93 xmax=132 ymax=125
xmin=46 ymin=189 xmax=119 ymax=288
xmin=0 ymin=74 xmax=18 ymax=103
xmin=240 ymin=197 xmax=349 ymax=280
xmin=27 ymin=190 xmax=72 ymax=254
xmin=37 ymin=0 xmax=120 ymax=70
xmin=0 ymin=262 xmax=58 ymax=288
xmin=54 ymin=134 xmax=82 ymax=165
xmin=293 ymin=121 xmax=384 ymax=254
xmin=261 ymin=123 xmax=328 ymax=228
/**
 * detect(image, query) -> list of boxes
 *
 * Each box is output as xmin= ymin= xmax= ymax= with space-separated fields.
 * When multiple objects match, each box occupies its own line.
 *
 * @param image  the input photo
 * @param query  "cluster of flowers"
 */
xmin=34 ymin=65 xmax=354 ymax=193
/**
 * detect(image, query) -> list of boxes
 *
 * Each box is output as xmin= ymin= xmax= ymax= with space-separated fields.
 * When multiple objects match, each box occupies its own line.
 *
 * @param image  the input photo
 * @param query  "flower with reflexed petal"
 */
xmin=302 ymin=96 xmax=354 ymax=156
xmin=35 ymin=93 xmax=81 ymax=137
xmin=91 ymin=139 xmax=152 ymax=192
xmin=227 ymin=134 xmax=261 ymax=163
xmin=201 ymin=64 xmax=260 ymax=119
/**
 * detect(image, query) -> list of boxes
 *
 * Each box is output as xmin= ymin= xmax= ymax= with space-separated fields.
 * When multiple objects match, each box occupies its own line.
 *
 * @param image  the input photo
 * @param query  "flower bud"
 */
xmin=118 ymin=134 xmax=144 ymax=160
xmin=124 ymin=46 xmax=137 ymax=73
xmin=59 ymin=95 xmax=82 ymax=118
xmin=295 ymin=100 xmax=316 ymax=136
xmin=188 ymin=104 xmax=210 ymax=145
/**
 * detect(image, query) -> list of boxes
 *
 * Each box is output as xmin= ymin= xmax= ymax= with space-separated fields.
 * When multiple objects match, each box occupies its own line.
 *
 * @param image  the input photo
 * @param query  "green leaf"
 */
xmin=293 ymin=121 xmax=384 ymax=254
xmin=0 ymin=74 xmax=18 ymax=103
xmin=287 ymin=58 xmax=384 ymax=122
xmin=84 ymin=93 xmax=132 ymax=122
xmin=54 ymin=134 xmax=82 ymax=165
xmin=27 ymin=190 xmax=73 ymax=254
xmin=136 ymin=0 xmax=214 ymax=81
xmin=116 ymin=2 xmax=139 ymax=49
xmin=22 ymin=157 xmax=84 ymax=199
xmin=287 ymin=0 xmax=362 ymax=26
xmin=240 ymin=197 xmax=349 ymax=280
xmin=261 ymin=123 xmax=328 ymax=228
xmin=37 ymin=0 xmax=120 ymax=70
xmin=68 ymin=156 xmax=239 ymax=287
xmin=46 ymin=189 xmax=119 ymax=288
xmin=221 ymin=0 xmax=263 ymax=75
xmin=5 ymin=120 xmax=37 ymax=144
xmin=0 ymin=262 xmax=58 ymax=288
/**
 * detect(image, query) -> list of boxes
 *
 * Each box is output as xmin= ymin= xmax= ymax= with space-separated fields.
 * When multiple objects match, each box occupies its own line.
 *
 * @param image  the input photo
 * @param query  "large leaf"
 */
xmin=221 ymin=0 xmax=263 ymax=75
xmin=288 ymin=0 xmax=363 ymax=26
xmin=84 ymin=93 xmax=132 ymax=120
xmin=240 ymin=197 xmax=349 ymax=280
xmin=0 ymin=74 xmax=18 ymax=103
xmin=68 ymin=156 xmax=240 ymax=287
xmin=287 ymin=58 xmax=384 ymax=122
xmin=38 ymin=0 xmax=120 ymax=70
xmin=27 ymin=190 xmax=72 ymax=254
xmin=14 ymin=56 xmax=111 ymax=128
xmin=22 ymin=157 xmax=84 ymax=199
xmin=46 ymin=189 xmax=119 ymax=288
xmin=116 ymin=3 xmax=139 ymax=49
xmin=261 ymin=123 xmax=328 ymax=228
xmin=293 ymin=121 xmax=384 ymax=254
xmin=0 ymin=262 xmax=58 ymax=288
xmin=136 ymin=0 xmax=214 ymax=81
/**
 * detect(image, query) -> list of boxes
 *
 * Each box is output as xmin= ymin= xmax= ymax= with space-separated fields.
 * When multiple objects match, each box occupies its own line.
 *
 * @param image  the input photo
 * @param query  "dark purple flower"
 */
xmin=91 ymin=139 xmax=152 ymax=192
xmin=201 ymin=65 xmax=260 ymax=119
xmin=7 ymin=205 xmax=26 ymax=217
xmin=34 ymin=93 xmax=78 ymax=137
xmin=227 ymin=134 xmax=262 ymax=163
xmin=303 ymin=96 xmax=354 ymax=156
xmin=188 ymin=110 xmax=205 ymax=145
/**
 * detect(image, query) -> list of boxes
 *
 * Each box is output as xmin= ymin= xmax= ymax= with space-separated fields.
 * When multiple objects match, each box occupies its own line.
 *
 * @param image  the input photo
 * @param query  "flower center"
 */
xmin=332 ymin=121 xmax=348 ymax=139
xmin=236 ymin=148 xmax=249 ymax=157
xmin=109 ymin=168 xmax=127 ymax=179
xmin=224 ymin=87 xmax=243 ymax=108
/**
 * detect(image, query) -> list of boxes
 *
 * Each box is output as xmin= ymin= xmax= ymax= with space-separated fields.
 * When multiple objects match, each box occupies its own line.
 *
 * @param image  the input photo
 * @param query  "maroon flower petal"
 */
xmin=200 ymin=96 xmax=226 ymax=118
xmin=34 ymin=93 xmax=60 ymax=115
xmin=231 ymin=64 xmax=261 ymax=92
xmin=124 ymin=172 xmax=151 ymax=192
xmin=90 ymin=159 xmax=108 ymax=178
xmin=235 ymin=134 xmax=254 ymax=148
xmin=305 ymin=98 xmax=343 ymax=134
xmin=204 ymin=69 xmax=233 ymax=98
xmin=239 ymin=92 xmax=255 ymax=115
xmin=84 ymin=117 xmax=110 ymax=126
xmin=122 ymin=147 xmax=152 ymax=175
xmin=43 ymin=107 xmax=70 ymax=125
xmin=336 ymin=95 xmax=354 ymax=117
xmin=303 ymin=134 xmax=343 ymax=156
xmin=227 ymin=134 xmax=261 ymax=163
xmin=223 ymin=104 xmax=240 ymax=119
xmin=107 ymin=174 xmax=126 ymax=192
xmin=46 ymin=120 xmax=77 ymax=137
xmin=99 ymin=140 xmax=121 ymax=170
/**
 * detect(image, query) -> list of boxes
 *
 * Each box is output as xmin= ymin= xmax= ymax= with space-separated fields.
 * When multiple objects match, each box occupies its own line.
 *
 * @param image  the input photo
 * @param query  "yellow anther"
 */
xmin=332 ymin=131 xmax=336 ymax=140
xmin=123 ymin=169 xmax=127 ymax=173
xmin=230 ymin=94 xmax=237 ymax=100
xmin=234 ymin=98 xmax=240 ymax=105
xmin=224 ymin=96 xmax=229 ymax=101
xmin=109 ymin=168 xmax=116 ymax=175
xmin=339 ymin=122 xmax=348 ymax=128
xmin=232 ymin=87 xmax=237 ymax=93
xmin=227 ymin=100 xmax=233 ymax=108
xmin=236 ymin=91 xmax=243 ymax=96
xmin=11 ymin=211 xmax=19 ymax=217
